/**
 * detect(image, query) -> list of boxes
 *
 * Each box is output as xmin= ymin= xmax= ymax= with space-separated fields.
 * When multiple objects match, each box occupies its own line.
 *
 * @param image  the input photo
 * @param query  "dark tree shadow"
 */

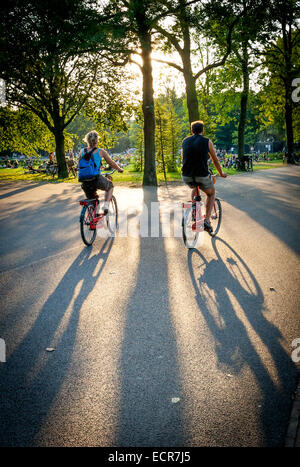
xmin=221 ymin=169 xmax=300 ymax=255
xmin=188 ymin=237 xmax=298 ymax=446
xmin=0 ymin=185 xmax=84 ymax=273
xmin=115 ymin=187 xmax=184 ymax=447
xmin=0 ymin=238 xmax=114 ymax=446
xmin=0 ymin=182 xmax=42 ymax=200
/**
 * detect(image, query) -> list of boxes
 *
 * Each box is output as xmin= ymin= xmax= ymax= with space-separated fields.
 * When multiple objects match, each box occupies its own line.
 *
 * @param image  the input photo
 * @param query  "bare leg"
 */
xmin=203 ymin=186 xmax=216 ymax=221
xmin=104 ymin=187 xmax=113 ymax=202
xmin=191 ymin=187 xmax=198 ymax=200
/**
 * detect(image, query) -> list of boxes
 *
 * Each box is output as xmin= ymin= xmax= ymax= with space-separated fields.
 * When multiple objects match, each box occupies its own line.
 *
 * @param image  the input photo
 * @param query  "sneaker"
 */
xmin=204 ymin=218 xmax=213 ymax=233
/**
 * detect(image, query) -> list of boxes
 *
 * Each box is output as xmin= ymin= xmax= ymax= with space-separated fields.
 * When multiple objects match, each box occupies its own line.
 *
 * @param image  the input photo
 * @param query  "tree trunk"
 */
xmin=54 ymin=126 xmax=68 ymax=178
xmin=237 ymin=57 xmax=249 ymax=170
xmin=183 ymin=70 xmax=199 ymax=124
xmin=140 ymin=32 xmax=157 ymax=186
xmin=181 ymin=43 xmax=199 ymax=124
xmin=179 ymin=1 xmax=199 ymax=124
xmin=159 ymin=123 xmax=167 ymax=183
xmin=172 ymin=136 xmax=176 ymax=170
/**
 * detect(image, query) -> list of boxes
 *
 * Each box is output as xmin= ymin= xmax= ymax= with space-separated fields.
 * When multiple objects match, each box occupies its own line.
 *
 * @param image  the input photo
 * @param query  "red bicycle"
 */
xmin=182 ymin=173 xmax=222 ymax=249
xmin=79 ymin=170 xmax=118 ymax=246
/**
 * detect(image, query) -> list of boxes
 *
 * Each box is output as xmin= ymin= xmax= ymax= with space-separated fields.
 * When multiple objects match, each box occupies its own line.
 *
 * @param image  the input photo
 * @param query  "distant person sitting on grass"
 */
xmin=49 ymin=152 xmax=55 ymax=164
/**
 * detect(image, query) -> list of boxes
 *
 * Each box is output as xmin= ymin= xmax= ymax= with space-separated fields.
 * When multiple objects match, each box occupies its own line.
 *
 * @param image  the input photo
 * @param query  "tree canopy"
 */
xmin=0 ymin=0 xmax=299 ymax=182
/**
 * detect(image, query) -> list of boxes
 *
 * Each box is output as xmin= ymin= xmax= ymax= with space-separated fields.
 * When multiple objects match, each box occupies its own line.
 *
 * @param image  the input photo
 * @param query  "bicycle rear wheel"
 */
xmin=106 ymin=195 xmax=118 ymax=235
xmin=182 ymin=207 xmax=199 ymax=249
xmin=208 ymin=198 xmax=222 ymax=237
xmin=80 ymin=204 xmax=97 ymax=246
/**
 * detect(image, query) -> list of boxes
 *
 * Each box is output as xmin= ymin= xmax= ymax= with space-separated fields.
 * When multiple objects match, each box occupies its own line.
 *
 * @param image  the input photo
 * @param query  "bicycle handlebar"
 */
xmin=104 ymin=168 xmax=119 ymax=176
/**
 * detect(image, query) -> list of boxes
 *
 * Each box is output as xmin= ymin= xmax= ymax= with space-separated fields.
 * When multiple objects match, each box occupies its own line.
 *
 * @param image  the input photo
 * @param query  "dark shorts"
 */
xmin=81 ymin=174 xmax=113 ymax=199
xmin=182 ymin=174 xmax=214 ymax=190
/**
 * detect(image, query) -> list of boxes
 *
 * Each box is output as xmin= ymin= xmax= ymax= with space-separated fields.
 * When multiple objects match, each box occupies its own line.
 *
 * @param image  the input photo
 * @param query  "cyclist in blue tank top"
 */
xmin=79 ymin=130 xmax=123 ymax=213
xmin=182 ymin=121 xmax=227 ymax=232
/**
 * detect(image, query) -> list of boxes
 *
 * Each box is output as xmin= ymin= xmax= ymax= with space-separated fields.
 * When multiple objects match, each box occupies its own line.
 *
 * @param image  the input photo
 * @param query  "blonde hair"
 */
xmin=84 ymin=130 xmax=99 ymax=147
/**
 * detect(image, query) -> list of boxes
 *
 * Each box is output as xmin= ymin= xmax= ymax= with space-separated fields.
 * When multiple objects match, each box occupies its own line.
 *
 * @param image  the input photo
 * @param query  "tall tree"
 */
xmin=165 ymin=97 xmax=182 ymax=171
xmin=230 ymin=1 xmax=261 ymax=163
xmin=102 ymin=0 xmax=159 ymax=185
xmin=102 ymin=0 xmax=203 ymax=185
xmin=155 ymin=100 xmax=168 ymax=181
xmin=0 ymin=0 xmax=126 ymax=177
xmin=203 ymin=0 xmax=268 ymax=166
xmin=152 ymin=0 xmax=242 ymax=124
xmin=155 ymin=90 xmax=183 ymax=172
xmin=262 ymin=0 xmax=300 ymax=161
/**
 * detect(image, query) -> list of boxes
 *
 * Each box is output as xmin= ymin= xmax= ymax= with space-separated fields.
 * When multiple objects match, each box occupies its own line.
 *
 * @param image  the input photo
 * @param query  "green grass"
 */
xmin=0 ymin=168 xmax=75 ymax=183
xmin=210 ymin=160 xmax=284 ymax=176
xmin=0 ymin=159 xmax=285 ymax=185
xmin=0 ymin=166 xmax=183 ymax=185
xmin=253 ymin=160 xmax=284 ymax=170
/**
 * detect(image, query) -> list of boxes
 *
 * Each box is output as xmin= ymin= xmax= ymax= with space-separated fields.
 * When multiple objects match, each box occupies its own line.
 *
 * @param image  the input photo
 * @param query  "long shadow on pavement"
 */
xmin=188 ymin=237 xmax=298 ymax=446
xmin=115 ymin=187 xmax=184 ymax=447
xmin=221 ymin=169 xmax=300 ymax=255
xmin=0 ymin=182 xmax=42 ymax=200
xmin=0 ymin=238 xmax=114 ymax=446
xmin=0 ymin=185 xmax=83 ymax=273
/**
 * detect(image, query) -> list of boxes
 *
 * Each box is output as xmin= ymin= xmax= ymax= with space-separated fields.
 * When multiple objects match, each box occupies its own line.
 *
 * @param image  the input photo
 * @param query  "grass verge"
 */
xmin=0 ymin=160 xmax=286 ymax=185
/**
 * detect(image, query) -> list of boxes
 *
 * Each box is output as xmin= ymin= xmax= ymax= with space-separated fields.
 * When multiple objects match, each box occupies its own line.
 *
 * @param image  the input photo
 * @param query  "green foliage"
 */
xmin=155 ymin=100 xmax=168 ymax=178
xmin=108 ymin=135 xmax=131 ymax=154
xmin=128 ymin=105 xmax=144 ymax=171
xmin=1 ymin=0 xmax=298 ymax=176
xmin=0 ymin=107 xmax=55 ymax=156
xmin=260 ymin=29 xmax=300 ymax=143
xmin=155 ymin=94 xmax=183 ymax=174
xmin=0 ymin=0 xmax=135 ymax=177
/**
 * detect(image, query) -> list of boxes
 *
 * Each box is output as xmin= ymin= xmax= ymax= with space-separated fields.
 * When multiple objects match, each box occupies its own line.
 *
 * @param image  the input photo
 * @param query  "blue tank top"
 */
xmin=81 ymin=148 xmax=101 ymax=173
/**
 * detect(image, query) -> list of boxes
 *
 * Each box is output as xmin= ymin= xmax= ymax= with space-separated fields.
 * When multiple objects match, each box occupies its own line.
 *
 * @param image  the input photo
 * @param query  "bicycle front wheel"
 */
xmin=182 ymin=207 xmax=199 ymax=249
xmin=208 ymin=198 xmax=222 ymax=237
xmin=106 ymin=195 xmax=118 ymax=235
xmin=80 ymin=204 xmax=97 ymax=246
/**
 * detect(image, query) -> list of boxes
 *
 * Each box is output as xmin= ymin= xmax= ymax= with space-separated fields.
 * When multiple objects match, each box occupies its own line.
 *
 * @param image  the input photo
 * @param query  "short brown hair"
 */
xmin=191 ymin=120 xmax=204 ymax=134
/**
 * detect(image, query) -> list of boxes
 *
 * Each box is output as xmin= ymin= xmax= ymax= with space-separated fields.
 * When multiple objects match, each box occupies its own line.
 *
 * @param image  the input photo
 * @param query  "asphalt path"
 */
xmin=0 ymin=166 xmax=299 ymax=447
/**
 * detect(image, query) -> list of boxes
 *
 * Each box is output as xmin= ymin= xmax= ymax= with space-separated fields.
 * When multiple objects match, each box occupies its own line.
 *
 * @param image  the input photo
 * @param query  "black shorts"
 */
xmin=81 ymin=174 xmax=113 ymax=199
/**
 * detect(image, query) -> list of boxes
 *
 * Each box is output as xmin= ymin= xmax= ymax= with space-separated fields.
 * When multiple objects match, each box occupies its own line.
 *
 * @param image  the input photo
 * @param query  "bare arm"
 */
xmin=208 ymin=140 xmax=227 ymax=178
xmin=100 ymin=149 xmax=124 ymax=172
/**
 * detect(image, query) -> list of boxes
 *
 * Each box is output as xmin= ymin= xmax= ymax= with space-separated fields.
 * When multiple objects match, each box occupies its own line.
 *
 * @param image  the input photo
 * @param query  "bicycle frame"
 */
xmin=182 ymin=186 xmax=205 ymax=232
xmin=182 ymin=172 xmax=221 ymax=247
xmin=79 ymin=169 xmax=118 ymax=230
xmin=79 ymin=198 xmax=105 ymax=230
